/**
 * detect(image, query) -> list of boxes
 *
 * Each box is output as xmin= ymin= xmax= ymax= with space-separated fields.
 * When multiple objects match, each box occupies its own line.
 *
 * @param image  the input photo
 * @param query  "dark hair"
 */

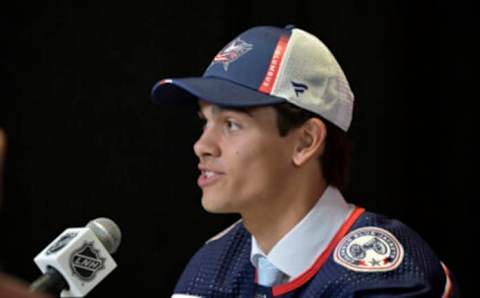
xmin=272 ymin=102 xmax=352 ymax=193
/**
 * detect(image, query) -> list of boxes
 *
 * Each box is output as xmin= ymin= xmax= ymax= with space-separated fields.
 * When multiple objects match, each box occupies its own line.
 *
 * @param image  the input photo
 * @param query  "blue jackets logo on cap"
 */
xmin=210 ymin=38 xmax=253 ymax=71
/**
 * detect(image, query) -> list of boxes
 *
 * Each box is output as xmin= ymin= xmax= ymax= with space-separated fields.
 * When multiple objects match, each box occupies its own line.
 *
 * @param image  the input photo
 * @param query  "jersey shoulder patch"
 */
xmin=205 ymin=219 xmax=243 ymax=243
xmin=333 ymin=226 xmax=404 ymax=272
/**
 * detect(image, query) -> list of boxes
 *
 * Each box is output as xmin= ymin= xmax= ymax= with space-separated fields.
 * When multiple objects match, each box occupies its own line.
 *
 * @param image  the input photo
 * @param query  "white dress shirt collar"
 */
xmin=250 ymin=185 xmax=353 ymax=280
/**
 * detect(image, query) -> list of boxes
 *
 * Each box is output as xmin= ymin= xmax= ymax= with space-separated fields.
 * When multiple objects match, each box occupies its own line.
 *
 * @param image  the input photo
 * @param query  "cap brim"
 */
xmin=151 ymin=77 xmax=285 ymax=108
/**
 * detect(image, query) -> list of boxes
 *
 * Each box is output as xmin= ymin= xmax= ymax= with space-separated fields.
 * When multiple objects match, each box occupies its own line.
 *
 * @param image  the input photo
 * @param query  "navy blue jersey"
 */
xmin=173 ymin=208 xmax=458 ymax=297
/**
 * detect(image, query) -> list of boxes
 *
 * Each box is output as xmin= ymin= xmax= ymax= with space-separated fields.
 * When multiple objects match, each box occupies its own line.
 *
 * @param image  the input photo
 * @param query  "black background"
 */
xmin=0 ymin=1 xmax=475 ymax=297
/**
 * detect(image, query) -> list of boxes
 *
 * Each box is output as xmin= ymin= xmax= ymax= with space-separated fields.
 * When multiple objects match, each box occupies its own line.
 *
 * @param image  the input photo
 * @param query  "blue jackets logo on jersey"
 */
xmin=211 ymin=38 xmax=253 ymax=71
xmin=334 ymin=227 xmax=404 ymax=272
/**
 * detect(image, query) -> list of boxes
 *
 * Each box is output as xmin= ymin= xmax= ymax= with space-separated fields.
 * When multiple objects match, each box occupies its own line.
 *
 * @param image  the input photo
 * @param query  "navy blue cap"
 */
xmin=151 ymin=26 xmax=290 ymax=108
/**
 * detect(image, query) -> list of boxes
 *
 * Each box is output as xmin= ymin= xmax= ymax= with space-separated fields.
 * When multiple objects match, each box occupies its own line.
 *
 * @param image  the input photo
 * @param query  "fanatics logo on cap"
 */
xmin=210 ymin=38 xmax=253 ymax=71
xmin=333 ymin=227 xmax=404 ymax=272
xmin=291 ymin=81 xmax=309 ymax=97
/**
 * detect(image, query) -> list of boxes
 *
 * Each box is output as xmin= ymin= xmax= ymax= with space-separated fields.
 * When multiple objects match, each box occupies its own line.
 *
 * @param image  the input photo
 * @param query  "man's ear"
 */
xmin=292 ymin=118 xmax=327 ymax=167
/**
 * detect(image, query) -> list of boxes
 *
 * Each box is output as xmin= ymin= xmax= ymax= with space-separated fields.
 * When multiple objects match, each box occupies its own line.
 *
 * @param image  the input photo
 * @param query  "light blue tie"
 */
xmin=257 ymin=256 xmax=283 ymax=287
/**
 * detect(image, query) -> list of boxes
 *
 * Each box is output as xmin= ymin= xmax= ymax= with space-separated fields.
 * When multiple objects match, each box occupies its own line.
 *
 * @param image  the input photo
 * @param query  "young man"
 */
xmin=152 ymin=26 xmax=458 ymax=297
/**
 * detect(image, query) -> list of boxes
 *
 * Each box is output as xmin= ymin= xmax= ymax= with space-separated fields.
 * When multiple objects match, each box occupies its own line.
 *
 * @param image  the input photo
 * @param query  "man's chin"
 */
xmin=201 ymin=196 xmax=236 ymax=214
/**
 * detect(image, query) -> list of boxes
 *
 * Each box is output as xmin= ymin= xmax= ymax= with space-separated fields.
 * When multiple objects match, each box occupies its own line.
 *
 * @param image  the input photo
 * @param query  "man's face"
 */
xmin=194 ymin=101 xmax=298 ymax=214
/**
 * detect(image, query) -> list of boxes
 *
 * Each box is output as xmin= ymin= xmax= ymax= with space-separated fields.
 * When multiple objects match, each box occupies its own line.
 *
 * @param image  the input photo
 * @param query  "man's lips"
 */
xmin=197 ymin=165 xmax=225 ymax=188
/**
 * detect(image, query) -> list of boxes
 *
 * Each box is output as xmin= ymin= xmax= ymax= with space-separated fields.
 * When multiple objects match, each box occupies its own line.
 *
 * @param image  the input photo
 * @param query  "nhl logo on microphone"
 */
xmin=70 ymin=241 xmax=106 ymax=281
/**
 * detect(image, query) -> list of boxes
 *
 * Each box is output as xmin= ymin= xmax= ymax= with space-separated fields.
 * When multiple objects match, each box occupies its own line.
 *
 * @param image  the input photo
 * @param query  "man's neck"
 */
xmin=242 ymin=173 xmax=327 ymax=254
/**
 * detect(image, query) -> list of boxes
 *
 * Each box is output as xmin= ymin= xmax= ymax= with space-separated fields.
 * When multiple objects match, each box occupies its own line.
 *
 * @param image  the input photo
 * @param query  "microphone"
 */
xmin=30 ymin=218 xmax=121 ymax=297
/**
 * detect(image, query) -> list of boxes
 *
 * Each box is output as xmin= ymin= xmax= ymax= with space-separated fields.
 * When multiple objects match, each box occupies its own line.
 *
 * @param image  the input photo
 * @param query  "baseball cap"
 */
xmin=151 ymin=25 xmax=354 ymax=131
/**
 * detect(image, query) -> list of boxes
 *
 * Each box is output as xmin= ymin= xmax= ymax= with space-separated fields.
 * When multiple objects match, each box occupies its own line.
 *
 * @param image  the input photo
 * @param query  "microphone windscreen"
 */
xmin=87 ymin=218 xmax=121 ymax=254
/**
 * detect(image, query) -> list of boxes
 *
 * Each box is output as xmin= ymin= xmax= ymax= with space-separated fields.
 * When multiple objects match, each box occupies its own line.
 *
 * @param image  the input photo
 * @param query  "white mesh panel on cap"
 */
xmin=270 ymin=28 xmax=354 ymax=131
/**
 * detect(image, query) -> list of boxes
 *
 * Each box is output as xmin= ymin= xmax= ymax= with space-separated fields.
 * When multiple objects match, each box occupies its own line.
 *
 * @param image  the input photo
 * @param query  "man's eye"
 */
xmin=226 ymin=120 xmax=241 ymax=131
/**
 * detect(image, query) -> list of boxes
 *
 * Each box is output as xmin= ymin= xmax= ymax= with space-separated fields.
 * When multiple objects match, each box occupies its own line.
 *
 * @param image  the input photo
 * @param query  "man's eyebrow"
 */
xmin=232 ymin=107 xmax=253 ymax=117
xmin=211 ymin=105 xmax=223 ymax=116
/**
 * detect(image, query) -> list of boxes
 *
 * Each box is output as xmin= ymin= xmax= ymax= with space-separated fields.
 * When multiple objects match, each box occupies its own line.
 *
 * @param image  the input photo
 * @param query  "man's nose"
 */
xmin=193 ymin=127 xmax=220 ymax=159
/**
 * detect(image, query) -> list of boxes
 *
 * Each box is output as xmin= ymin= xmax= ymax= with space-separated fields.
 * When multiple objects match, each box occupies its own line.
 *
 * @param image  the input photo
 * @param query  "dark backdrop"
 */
xmin=0 ymin=1 xmax=475 ymax=297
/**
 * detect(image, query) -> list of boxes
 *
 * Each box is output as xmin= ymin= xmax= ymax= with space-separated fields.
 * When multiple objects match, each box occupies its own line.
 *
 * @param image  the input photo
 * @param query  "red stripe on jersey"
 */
xmin=441 ymin=263 xmax=453 ymax=298
xmin=272 ymin=207 xmax=365 ymax=296
xmin=258 ymin=35 xmax=289 ymax=94
xmin=159 ymin=79 xmax=172 ymax=85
